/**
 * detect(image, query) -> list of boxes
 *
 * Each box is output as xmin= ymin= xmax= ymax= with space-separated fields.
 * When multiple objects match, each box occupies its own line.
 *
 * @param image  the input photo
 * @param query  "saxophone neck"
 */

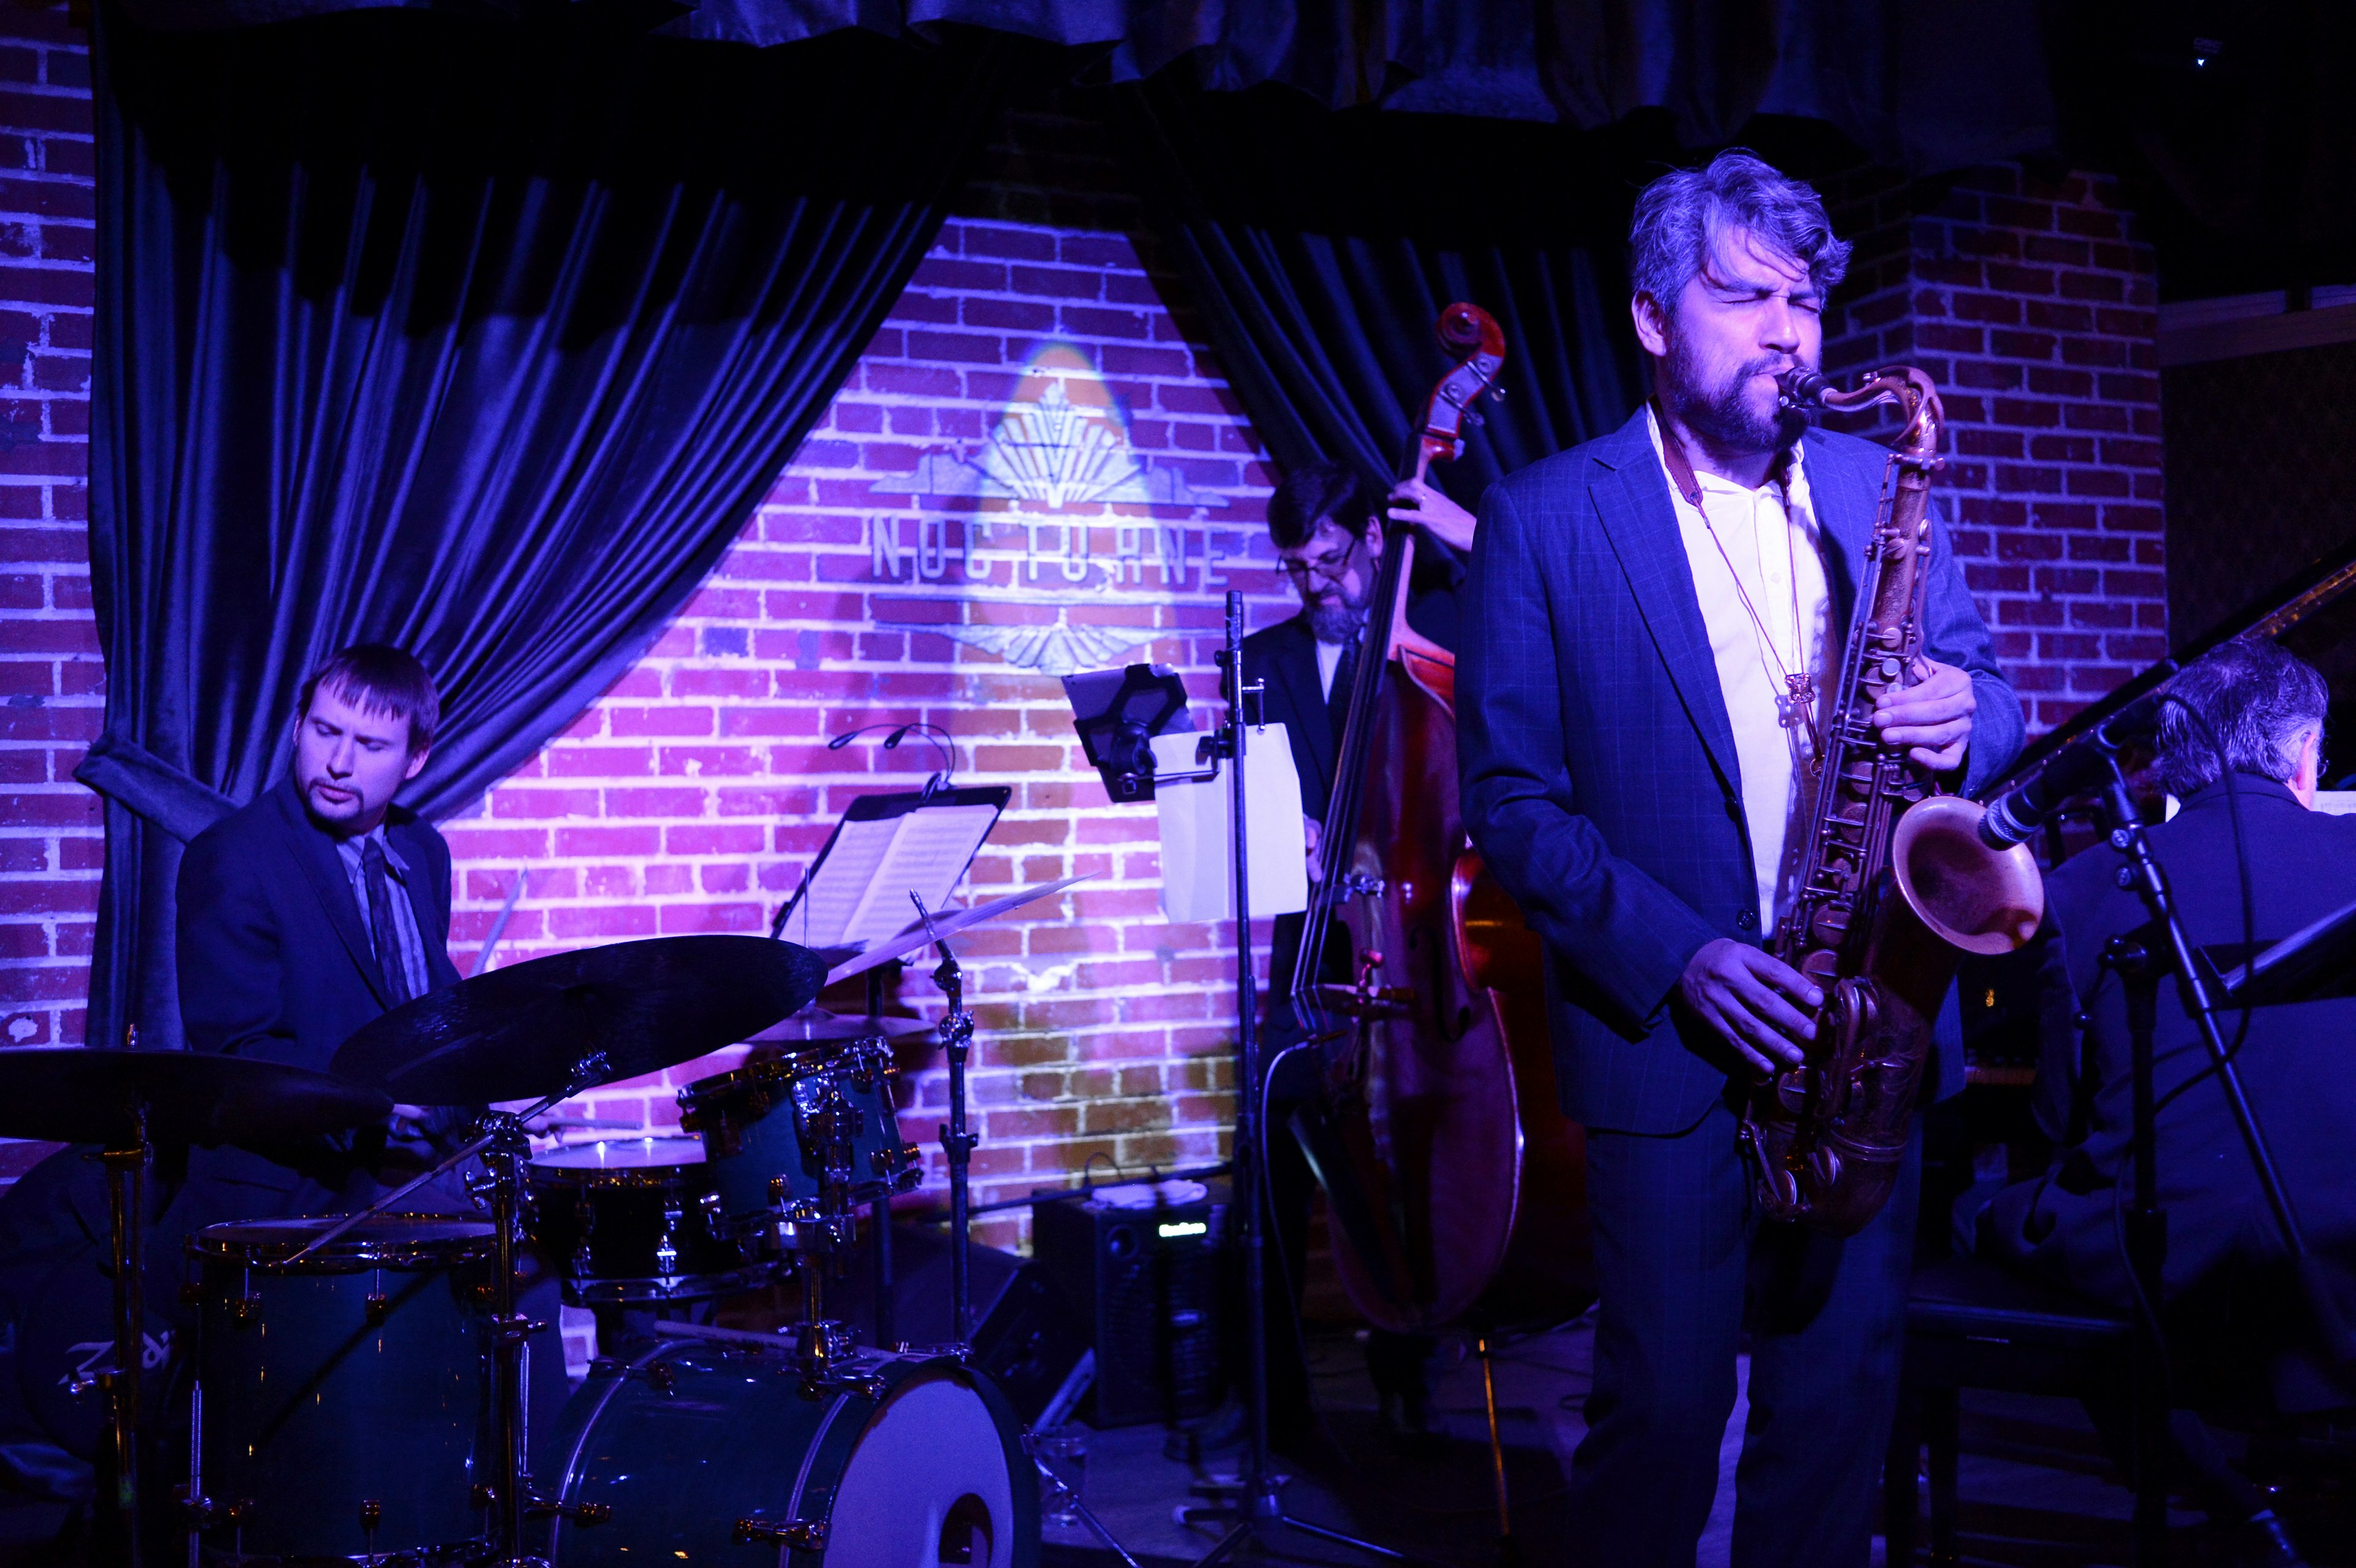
xmin=1779 ymin=366 xmax=1945 ymax=471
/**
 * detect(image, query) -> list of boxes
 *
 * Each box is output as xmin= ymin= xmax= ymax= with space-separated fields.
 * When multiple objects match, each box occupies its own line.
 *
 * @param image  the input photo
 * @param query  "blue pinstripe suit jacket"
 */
xmin=1458 ymin=408 xmax=2025 ymax=1136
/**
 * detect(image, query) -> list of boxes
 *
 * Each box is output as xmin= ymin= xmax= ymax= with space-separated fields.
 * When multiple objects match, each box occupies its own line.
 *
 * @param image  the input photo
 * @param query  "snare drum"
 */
xmin=186 ymin=1215 xmax=493 ymax=1564
xmin=526 ymin=1136 xmax=771 ymax=1305
xmin=679 ymin=1043 xmax=920 ymax=1221
xmin=538 ymin=1339 xmax=1036 ymax=1567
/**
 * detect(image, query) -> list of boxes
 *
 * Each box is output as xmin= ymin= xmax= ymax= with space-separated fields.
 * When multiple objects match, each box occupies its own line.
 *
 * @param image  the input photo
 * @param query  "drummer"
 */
xmin=167 ymin=644 xmax=571 ymax=1442
xmin=174 ymin=644 xmax=471 ymax=1213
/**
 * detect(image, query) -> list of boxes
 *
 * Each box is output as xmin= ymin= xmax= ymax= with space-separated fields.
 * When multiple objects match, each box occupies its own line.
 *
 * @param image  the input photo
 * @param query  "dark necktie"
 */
xmin=1326 ymin=632 xmax=1361 ymax=747
xmin=363 ymin=837 xmax=412 ymax=1005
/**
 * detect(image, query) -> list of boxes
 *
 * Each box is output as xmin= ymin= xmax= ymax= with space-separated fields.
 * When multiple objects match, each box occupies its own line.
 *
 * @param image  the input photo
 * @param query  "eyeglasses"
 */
xmin=1277 ymin=543 xmax=1357 ymax=584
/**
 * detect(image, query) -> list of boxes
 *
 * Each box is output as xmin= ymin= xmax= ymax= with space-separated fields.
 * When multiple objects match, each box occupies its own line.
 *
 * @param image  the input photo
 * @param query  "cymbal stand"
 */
xmin=1178 ymin=593 xmax=1428 ymax=1568
xmin=911 ymin=891 xmax=977 ymax=1345
xmin=867 ymin=961 xmax=901 ymax=1348
xmin=474 ymin=1109 xmax=541 ymax=1567
xmin=95 ymin=1107 xmax=149 ymax=1568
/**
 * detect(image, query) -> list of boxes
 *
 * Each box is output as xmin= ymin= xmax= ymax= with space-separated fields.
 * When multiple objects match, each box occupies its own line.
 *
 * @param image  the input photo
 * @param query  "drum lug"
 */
xmin=230 ymin=1294 xmax=261 ymax=1328
xmin=642 ymin=1360 xmax=677 ymax=1393
xmin=364 ymin=1293 xmax=389 ymax=1327
xmin=735 ymin=1516 xmax=826 ymax=1550
xmin=172 ymin=1486 xmax=214 ymax=1529
xmin=358 ymin=1497 xmax=382 ymax=1534
xmin=490 ymin=1312 xmax=545 ymax=1348
xmin=472 ymin=1483 xmax=496 ymax=1512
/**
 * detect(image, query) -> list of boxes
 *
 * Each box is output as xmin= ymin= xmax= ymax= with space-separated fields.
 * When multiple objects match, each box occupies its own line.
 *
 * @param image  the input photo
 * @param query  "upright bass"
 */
xmin=1285 ymin=305 xmax=1590 ymax=1335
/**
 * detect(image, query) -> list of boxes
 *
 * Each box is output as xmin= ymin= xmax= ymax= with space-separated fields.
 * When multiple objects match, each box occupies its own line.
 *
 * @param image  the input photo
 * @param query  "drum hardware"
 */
xmin=734 ymin=1516 xmax=826 ymax=1548
xmin=909 ymin=890 xmax=982 ymax=1345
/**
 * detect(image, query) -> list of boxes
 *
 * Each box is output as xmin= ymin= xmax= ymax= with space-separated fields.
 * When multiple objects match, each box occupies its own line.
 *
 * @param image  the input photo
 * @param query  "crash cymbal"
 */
xmin=332 ymin=935 xmax=826 ymax=1106
xmin=0 ymin=1047 xmax=393 ymax=1147
xmin=825 ymin=872 xmax=1098 ymax=985
xmin=747 ymin=1007 xmax=935 ymax=1047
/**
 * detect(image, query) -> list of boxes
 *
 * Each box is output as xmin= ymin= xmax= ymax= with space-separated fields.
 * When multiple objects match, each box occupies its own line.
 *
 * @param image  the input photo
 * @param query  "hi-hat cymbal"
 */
xmin=825 ymin=872 xmax=1097 ymax=985
xmin=0 ymin=1048 xmax=392 ymax=1148
xmin=332 ymin=935 xmax=826 ymax=1106
xmin=747 ymin=1007 xmax=935 ymax=1047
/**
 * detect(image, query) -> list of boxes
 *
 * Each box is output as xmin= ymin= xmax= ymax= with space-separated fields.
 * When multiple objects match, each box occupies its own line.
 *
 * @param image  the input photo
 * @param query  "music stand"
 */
xmin=769 ymin=784 xmax=1009 ymax=1351
xmin=2214 ymin=894 xmax=2356 ymax=1007
xmin=771 ymin=785 xmax=1011 ymax=953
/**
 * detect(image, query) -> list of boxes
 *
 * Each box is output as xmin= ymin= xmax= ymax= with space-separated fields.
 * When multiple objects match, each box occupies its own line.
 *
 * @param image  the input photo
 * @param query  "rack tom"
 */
xmin=526 ymin=1136 xmax=770 ymax=1305
xmin=185 ymin=1215 xmax=493 ymax=1564
xmin=679 ymin=1043 xmax=919 ymax=1222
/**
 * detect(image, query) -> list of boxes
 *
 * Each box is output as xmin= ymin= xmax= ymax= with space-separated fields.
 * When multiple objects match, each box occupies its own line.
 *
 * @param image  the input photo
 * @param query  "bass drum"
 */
xmin=541 ymin=1340 xmax=1036 ymax=1567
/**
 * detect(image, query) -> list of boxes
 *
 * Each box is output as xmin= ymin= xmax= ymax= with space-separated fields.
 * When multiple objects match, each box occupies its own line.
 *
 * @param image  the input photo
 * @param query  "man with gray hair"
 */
xmin=1460 ymin=149 xmax=2022 ymax=1564
xmin=1985 ymin=639 xmax=2352 ymax=1566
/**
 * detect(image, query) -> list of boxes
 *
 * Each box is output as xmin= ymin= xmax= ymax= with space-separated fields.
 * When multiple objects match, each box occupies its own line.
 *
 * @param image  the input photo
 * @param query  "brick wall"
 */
xmin=1826 ymin=166 xmax=2166 ymax=732
xmin=0 ymin=1 xmax=93 ymax=1134
xmin=444 ymin=108 xmax=1288 ymax=1249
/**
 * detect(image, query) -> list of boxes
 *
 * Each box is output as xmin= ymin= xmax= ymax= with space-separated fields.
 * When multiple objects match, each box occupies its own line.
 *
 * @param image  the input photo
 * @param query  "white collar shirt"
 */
xmin=1645 ymin=406 xmax=1833 ymax=937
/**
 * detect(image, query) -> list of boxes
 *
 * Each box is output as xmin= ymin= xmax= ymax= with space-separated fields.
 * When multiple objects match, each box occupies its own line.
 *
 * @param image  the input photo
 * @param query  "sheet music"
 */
xmin=840 ymin=803 xmax=1000 ymax=943
xmin=1153 ymin=724 xmax=1307 ymax=922
xmin=791 ymin=815 xmax=903 ymax=948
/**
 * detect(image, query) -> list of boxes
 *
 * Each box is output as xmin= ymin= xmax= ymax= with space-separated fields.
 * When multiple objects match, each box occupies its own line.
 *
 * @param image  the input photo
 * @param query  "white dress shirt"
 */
xmin=1646 ymin=407 xmax=1832 ymax=937
xmin=333 ymin=824 xmax=431 ymax=998
xmin=1315 ymin=635 xmax=1344 ymax=699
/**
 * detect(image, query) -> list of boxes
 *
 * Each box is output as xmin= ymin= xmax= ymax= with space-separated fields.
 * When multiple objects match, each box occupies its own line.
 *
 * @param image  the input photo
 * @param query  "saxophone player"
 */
xmin=1458 ymin=151 xmax=2023 ymax=1566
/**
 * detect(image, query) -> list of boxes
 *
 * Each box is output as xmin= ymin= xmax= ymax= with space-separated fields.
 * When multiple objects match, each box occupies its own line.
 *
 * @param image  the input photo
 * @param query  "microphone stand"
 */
xmin=1177 ymin=593 xmax=1428 ymax=1568
xmin=2082 ymin=747 xmax=2356 ymax=1568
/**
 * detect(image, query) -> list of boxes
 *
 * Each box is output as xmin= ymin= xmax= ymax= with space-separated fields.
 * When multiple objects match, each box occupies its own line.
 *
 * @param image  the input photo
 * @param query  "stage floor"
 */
xmin=1045 ymin=1317 xmax=2355 ymax=1568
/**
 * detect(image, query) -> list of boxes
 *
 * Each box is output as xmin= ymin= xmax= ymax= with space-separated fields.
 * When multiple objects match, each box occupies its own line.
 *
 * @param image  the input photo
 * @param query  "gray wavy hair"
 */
xmin=2157 ymin=639 xmax=2329 ymax=796
xmin=1628 ymin=150 xmax=1852 ymax=312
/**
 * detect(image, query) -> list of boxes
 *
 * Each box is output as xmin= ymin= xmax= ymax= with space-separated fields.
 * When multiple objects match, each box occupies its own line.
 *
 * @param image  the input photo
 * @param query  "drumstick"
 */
xmin=471 ymin=870 xmax=529 ymax=977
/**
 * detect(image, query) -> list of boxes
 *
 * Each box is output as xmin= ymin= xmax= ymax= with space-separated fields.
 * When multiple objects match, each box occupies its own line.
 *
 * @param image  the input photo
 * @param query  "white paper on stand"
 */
xmin=1152 ymin=724 xmax=1309 ymax=922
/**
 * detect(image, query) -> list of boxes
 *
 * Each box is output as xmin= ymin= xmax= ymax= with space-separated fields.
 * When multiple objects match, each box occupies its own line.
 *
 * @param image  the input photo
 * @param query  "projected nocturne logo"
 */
xmin=865 ymin=347 xmax=1244 ymax=676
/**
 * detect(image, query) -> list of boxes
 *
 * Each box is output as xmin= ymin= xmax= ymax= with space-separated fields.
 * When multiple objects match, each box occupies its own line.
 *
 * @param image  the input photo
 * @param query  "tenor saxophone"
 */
xmin=1736 ymin=365 xmax=2045 ymax=1236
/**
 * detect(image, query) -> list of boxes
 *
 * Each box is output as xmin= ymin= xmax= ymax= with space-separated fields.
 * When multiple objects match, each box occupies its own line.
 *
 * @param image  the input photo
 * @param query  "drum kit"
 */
xmin=1 ymin=880 xmax=1093 ymax=1568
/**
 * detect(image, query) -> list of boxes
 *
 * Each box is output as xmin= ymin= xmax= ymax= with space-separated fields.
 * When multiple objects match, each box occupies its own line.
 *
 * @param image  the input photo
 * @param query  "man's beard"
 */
xmin=1306 ymin=578 xmax=1369 ymax=644
xmin=1664 ymin=334 xmax=1807 ymax=456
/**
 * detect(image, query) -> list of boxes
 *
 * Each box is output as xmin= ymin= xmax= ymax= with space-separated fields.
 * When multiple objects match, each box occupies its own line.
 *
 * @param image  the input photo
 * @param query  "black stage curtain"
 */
xmin=1110 ymin=79 xmax=1649 ymax=508
xmin=123 ymin=0 xmax=2058 ymax=178
xmin=79 ymin=9 xmax=1002 ymax=1051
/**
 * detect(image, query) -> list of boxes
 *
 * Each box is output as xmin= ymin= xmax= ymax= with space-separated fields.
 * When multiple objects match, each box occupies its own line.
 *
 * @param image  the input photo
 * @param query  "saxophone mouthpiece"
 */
xmin=1776 ymin=367 xmax=1831 ymax=412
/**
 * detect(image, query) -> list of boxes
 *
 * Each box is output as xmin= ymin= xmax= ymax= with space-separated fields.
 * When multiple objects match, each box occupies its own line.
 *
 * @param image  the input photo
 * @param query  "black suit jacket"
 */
xmin=1987 ymin=777 xmax=2356 ymax=1323
xmin=1245 ymin=571 xmax=1459 ymax=1016
xmin=177 ymin=776 xmax=462 ymax=1072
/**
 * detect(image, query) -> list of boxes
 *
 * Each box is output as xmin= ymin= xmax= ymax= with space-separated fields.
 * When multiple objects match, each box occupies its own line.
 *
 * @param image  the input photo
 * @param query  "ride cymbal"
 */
xmin=332 ymin=935 xmax=826 ymax=1105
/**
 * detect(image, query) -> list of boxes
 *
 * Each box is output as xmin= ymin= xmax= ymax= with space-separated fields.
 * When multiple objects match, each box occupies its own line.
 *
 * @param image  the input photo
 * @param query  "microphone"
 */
xmin=1977 ymin=686 xmax=2174 ymax=849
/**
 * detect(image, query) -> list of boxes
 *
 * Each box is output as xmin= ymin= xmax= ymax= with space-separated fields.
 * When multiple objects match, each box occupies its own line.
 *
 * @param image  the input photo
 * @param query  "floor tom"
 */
xmin=186 ymin=1215 xmax=494 ymax=1564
